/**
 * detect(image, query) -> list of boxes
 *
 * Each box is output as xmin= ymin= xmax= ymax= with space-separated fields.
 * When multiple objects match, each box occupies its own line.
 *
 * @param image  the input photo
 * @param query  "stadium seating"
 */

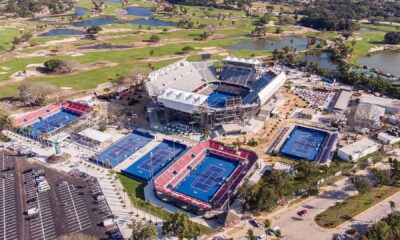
xmin=154 ymin=140 xmax=258 ymax=211
xmin=62 ymin=101 xmax=91 ymax=116
xmin=13 ymin=103 xmax=62 ymax=127
xmin=317 ymin=133 xmax=338 ymax=164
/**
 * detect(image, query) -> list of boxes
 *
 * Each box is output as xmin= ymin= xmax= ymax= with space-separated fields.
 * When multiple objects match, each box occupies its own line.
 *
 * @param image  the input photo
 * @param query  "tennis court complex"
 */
xmin=25 ymin=110 xmax=79 ymax=139
xmin=207 ymin=91 xmax=236 ymax=108
xmin=122 ymin=140 xmax=186 ymax=181
xmin=94 ymin=130 xmax=154 ymax=168
xmin=280 ymin=126 xmax=328 ymax=161
xmin=174 ymin=153 xmax=239 ymax=203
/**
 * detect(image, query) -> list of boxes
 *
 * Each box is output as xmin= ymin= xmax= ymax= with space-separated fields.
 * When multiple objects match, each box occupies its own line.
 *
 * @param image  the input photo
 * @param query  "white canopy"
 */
xmin=78 ymin=128 xmax=111 ymax=143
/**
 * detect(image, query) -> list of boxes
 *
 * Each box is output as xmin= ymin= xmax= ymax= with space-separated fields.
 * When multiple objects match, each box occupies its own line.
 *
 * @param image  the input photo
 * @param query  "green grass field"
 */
xmin=315 ymin=185 xmax=400 ymax=228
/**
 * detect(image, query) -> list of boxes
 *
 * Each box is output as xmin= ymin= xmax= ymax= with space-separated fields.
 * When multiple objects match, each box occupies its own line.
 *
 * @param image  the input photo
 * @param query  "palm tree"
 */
xmin=200 ymin=128 xmax=210 ymax=139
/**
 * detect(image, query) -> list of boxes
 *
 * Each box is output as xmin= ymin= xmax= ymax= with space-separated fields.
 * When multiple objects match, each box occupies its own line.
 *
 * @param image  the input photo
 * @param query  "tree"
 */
xmin=86 ymin=26 xmax=102 ymax=34
xmin=384 ymin=32 xmax=400 ymax=44
xmin=246 ymin=229 xmax=256 ymax=240
xmin=365 ymin=221 xmax=394 ymax=240
xmin=181 ymin=45 xmax=194 ymax=52
xmin=371 ymin=168 xmax=392 ymax=186
xmin=162 ymin=212 xmax=200 ymax=240
xmin=149 ymin=35 xmax=161 ymax=43
xmin=129 ymin=219 xmax=157 ymax=240
xmin=265 ymin=171 xmax=294 ymax=197
xmin=389 ymin=201 xmax=396 ymax=212
xmin=263 ymin=218 xmax=271 ymax=228
xmin=354 ymin=176 xmax=372 ymax=196
xmin=0 ymin=111 xmax=12 ymax=131
xmin=389 ymin=158 xmax=400 ymax=183
xmin=18 ymin=82 xmax=58 ymax=106
xmin=44 ymin=59 xmax=75 ymax=73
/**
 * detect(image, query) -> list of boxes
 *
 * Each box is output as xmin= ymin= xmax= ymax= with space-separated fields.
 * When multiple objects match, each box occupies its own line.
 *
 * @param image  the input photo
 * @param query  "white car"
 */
xmin=27 ymin=207 xmax=40 ymax=216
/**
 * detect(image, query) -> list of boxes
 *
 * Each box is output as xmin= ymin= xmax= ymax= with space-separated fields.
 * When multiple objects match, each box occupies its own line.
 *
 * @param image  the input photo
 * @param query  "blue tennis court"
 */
xmin=279 ymin=126 xmax=328 ymax=161
xmin=94 ymin=130 xmax=154 ymax=168
xmin=207 ymin=91 xmax=236 ymax=108
xmin=122 ymin=140 xmax=186 ymax=181
xmin=174 ymin=153 xmax=239 ymax=203
xmin=24 ymin=110 xmax=79 ymax=139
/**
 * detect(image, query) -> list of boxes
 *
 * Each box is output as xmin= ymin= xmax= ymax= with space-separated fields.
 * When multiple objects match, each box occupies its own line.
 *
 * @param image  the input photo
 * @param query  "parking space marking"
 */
xmin=0 ymin=174 xmax=18 ymax=240
xmin=23 ymin=171 xmax=57 ymax=240
xmin=58 ymin=183 xmax=92 ymax=233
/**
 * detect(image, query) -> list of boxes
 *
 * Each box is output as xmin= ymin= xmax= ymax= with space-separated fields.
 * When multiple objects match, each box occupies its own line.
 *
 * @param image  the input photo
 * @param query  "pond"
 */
xmin=78 ymin=44 xmax=132 ymax=49
xmin=299 ymin=52 xmax=338 ymax=71
xmin=69 ymin=17 xmax=176 ymax=27
xmin=74 ymin=7 xmax=86 ymax=17
xmin=40 ymin=29 xmax=86 ymax=37
xmin=128 ymin=18 xmax=176 ymax=27
xmin=224 ymin=36 xmax=317 ymax=51
xmin=69 ymin=17 xmax=117 ymax=27
xmin=125 ymin=6 xmax=153 ymax=17
xmin=358 ymin=50 xmax=400 ymax=78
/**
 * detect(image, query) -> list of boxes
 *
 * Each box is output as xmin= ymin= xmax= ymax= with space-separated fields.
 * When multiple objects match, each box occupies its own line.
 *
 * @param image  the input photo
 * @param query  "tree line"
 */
xmin=298 ymin=0 xmax=400 ymax=31
xmin=4 ymin=0 xmax=75 ymax=17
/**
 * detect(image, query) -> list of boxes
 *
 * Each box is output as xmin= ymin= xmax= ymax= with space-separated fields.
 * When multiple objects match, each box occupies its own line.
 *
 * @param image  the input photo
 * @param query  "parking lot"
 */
xmin=57 ymin=181 xmax=92 ymax=232
xmin=0 ymin=174 xmax=19 ymax=240
xmin=23 ymin=170 xmax=58 ymax=240
xmin=0 ymin=151 xmax=15 ymax=172
xmin=69 ymin=170 xmax=113 ymax=218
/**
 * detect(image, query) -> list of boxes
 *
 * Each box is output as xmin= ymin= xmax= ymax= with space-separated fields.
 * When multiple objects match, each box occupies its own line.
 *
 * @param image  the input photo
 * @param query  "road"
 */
xmin=268 ymin=177 xmax=357 ymax=240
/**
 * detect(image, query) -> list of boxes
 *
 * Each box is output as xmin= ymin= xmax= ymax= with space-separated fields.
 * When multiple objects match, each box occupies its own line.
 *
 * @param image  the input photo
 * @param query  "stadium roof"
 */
xmin=333 ymin=90 xmax=352 ymax=111
xmin=338 ymin=138 xmax=380 ymax=157
xmin=242 ymin=71 xmax=286 ymax=105
xmin=157 ymin=88 xmax=208 ymax=113
xmin=224 ymin=56 xmax=261 ymax=65
xmin=355 ymin=103 xmax=385 ymax=122
xmin=360 ymin=95 xmax=400 ymax=114
xmin=78 ymin=128 xmax=112 ymax=143
xmin=146 ymin=59 xmax=216 ymax=97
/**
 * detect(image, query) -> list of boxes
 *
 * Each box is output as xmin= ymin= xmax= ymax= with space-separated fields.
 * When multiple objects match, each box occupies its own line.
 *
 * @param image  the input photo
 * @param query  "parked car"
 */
xmin=297 ymin=209 xmax=307 ymax=216
xmin=249 ymin=219 xmax=262 ymax=228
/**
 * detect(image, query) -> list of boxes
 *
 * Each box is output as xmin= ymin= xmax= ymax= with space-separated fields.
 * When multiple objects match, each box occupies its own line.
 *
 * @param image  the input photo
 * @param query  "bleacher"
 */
xmin=220 ymin=67 xmax=254 ymax=86
xmin=13 ymin=103 xmax=63 ymax=128
xmin=154 ymin=140 xmax=258 ymax=211
xmin=316 ymin=133 xmax=338 ymax=164
xmin=62 ymin=101 xmax=91 ymax=116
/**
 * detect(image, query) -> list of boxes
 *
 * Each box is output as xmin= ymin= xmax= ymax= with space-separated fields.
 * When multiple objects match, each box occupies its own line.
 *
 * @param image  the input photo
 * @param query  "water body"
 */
xmin=224 ymin=36 xmax=317 ymax=51
xmin=358 ymin=51 xmax=400 ymax=78
xmin=74 ymin=7 xmax=86 ymax=17
xmin=70 ymin=16 xmax=176 ymax=27
xmin=359 ymin=26 xmax=385 ymax=32
xmin=128 ymin=18 xmax=176 ymax=27
xmin=69 ymin=17 xmax=117 ymax=27
xmin=125 ymin=6 xmax=153 ymax=17
xmin=300 ymin=52 xmax=338 ymax=71
xmin=104 ymin=0 xmax=121 ymax=2
xmin=40 ymin=29 xmax=86 ymax=36
xmin=78 ymin=44 xmax=132 ymax=49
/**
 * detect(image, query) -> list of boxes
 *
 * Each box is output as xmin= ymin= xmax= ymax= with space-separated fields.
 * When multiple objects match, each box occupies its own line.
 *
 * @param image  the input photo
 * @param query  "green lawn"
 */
xmin=359 ymin=23 xmax=400 ymax=32
xmin=346 ymin=30 xmax=386 ymax=63
xmin=0 ymin=28 xmax=31 ymax=54
xmin=315 ymin=185 xmax=400 ymax=228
